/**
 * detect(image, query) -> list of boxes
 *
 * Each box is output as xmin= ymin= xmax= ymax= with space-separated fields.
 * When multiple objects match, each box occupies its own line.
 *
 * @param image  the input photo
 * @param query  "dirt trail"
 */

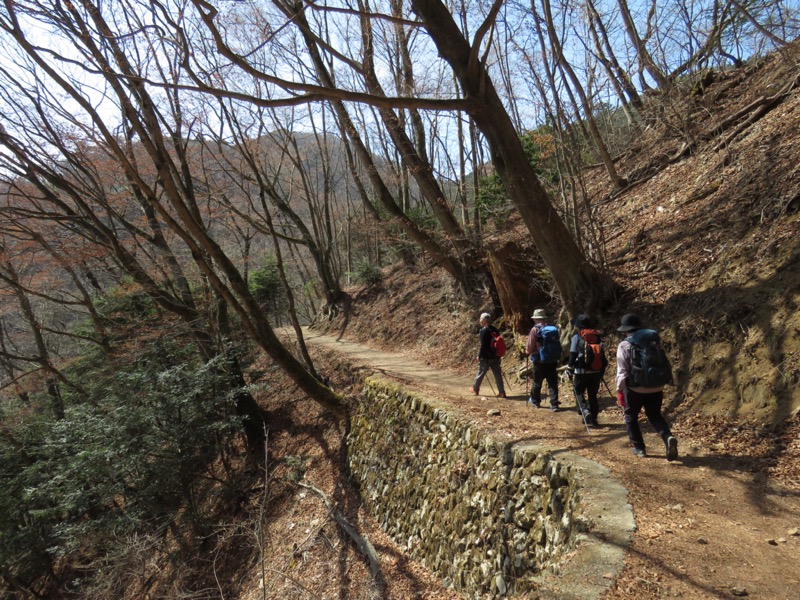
xmin=302 ymin=327 xmax=800 ymax=599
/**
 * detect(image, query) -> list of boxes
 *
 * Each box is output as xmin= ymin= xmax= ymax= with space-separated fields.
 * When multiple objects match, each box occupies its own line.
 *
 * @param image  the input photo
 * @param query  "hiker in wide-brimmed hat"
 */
xmin=525 ymin=309 xmax=562 ymax=411
xmin=615 ymin=313 xmax=679 ymax=461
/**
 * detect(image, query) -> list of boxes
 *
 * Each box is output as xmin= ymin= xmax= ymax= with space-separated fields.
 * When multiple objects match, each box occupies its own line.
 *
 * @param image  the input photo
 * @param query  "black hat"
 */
xmin=571 ymin=314 xmax=593 ymax=329
xmin=617 ymin=314 xmax=643 ymax=332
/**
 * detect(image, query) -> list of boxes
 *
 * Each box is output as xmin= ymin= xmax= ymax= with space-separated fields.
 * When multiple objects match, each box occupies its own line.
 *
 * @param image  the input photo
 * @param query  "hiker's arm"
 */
xmin=616 ymin=341 xmax=631 ymax=392
xmin=568 ymin=334 xmax=579 ymax=368
xmin=525 ymin=328 xmax=537 ymax=355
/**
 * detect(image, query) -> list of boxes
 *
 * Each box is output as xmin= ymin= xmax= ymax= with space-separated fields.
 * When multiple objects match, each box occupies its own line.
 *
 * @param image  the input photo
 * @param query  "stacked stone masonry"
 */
xmin=347 ymin=378 xmax=588 ymax=598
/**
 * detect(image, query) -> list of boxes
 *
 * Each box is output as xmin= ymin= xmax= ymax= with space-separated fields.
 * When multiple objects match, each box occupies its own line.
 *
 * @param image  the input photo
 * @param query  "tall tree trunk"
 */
xmin=487 ymin=245 xmax=549 ymax=333
xmin=47 ymin=379 xmax=65 ymax=421
xmin=586 ymin=0 xmax=641 ymax=122
xmin=410 ymin=0 xmax=615 ymax=313
xmin=358 ymin=1 xmax=475 ymax=257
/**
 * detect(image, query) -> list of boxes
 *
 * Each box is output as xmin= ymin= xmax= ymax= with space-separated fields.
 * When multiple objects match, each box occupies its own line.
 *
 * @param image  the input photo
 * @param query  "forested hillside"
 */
xmin=332 ymin=43 xmax=800 ymax=428
xmin=0 ymin=0 xmax=798 ymax=598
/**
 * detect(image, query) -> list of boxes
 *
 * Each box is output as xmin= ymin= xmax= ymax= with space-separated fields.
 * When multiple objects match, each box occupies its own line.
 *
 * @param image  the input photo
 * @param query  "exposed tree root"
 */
xmin=713 ymin=76 xmax=800 ymax=151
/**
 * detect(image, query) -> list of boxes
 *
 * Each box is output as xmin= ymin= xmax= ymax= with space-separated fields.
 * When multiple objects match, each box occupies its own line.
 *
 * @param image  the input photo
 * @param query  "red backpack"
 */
xmin=577 ymin=329 xmax=606 ymax=371
xmin=491 ymin=331 xmax=507 ymax=358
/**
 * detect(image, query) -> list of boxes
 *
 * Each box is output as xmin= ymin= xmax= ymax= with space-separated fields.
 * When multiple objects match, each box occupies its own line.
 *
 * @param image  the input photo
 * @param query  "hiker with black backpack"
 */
xmin=470 ymin=312 xmax=506 ymax=398
xmin=566 ymin=314 xmax=607 ymax=427
xmin=526 ymin=309 xmax=562 ymax=411
xmin=615 ymin=314 xmax=679 ymax=461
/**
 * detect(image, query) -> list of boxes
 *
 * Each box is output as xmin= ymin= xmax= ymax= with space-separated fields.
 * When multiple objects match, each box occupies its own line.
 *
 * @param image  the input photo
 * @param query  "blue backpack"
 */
xmin=535 ymin=325 xmax=562 ymax=364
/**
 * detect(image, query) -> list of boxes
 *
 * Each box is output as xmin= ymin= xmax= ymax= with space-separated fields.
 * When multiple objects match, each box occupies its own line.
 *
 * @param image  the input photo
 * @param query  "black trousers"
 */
xmin=573 ymin=372 xmax=602 ymax=419
xmin=530 ymin=362 xmax=559 ymax=405
xmin=623 ymin=388 xmax=672 ymax=451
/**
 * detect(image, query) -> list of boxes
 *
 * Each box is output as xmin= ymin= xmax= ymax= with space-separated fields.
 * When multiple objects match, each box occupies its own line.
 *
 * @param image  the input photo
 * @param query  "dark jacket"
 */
xmin=478 ymin=325 xmax=501 ymax=360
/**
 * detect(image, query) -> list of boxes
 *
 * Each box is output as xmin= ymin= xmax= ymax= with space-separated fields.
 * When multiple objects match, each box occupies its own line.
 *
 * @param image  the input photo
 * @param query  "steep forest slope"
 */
xmin=142 ymin=41 xmax=800 ymax=600
xmin=330 ymin=42 xmax=800 ymax=437
xmin=299 ymin=43 xmax=800 ymax=600
xmin=5 ymin=42 xmax=798 ymax=600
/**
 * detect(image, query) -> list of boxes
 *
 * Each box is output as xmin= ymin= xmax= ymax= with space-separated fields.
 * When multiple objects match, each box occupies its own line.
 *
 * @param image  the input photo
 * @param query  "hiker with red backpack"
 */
xmin=566 ymin=314 xmax=607 ymax=427
xmin=470 ymin=312 xmax=506 ymax=398
xmin=615 ymin=314 xmax=679 ymax=461
xmin=526 ymin=309 xmax=562 ymax=411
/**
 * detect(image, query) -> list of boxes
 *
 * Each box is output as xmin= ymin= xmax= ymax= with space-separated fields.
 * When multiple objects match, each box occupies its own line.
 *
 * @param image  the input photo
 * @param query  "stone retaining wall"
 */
xmin=347 ymin=378 xmax=603 ymax=598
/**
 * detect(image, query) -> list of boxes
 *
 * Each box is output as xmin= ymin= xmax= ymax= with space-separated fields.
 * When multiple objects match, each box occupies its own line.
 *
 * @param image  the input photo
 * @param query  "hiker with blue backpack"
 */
xmin=566 ymin=314 xmax=608 ymax=427
xmin=470 ymin=312 xmax=507 ymax=398
xmin=526 ymin=309 xmax=562 ymax=411
xmin=615 ymin=314 xmax=679 ymax=461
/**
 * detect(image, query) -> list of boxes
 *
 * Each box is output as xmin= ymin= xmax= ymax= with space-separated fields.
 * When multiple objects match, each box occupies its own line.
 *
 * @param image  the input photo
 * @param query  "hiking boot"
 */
xmin=528 ymin=397 xmax=541 ymax=408
xmin=497 ymin=392 xmax=507 ymax=398
xmin=666 ymin=436 xmax=679 ymax=461
xmin=470 ymin=386 xmax=479 ymax=396
xmin=632 ymin=447 xmax=646 ymax=458
xmin=550 ymin=404 xmax=559 ymax=412
xmin=589 ymin=417 xmax=599 ymax=427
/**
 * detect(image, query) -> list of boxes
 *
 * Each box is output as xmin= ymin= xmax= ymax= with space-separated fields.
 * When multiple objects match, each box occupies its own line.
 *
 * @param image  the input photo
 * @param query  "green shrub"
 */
xmin=284 ymin=454 xmax=310 ymax=481
xmin=406 ymin=205 xmax=438 ymax=231
xmin=94 ymin=285 xmax=156 ymax=322
xmin=476 ymin=173 xmax=512 ymax=227
xmin=349 ymin=260 xmax=383 ymax=286
xmin=0 ymin=346 xmax=245 ymax=595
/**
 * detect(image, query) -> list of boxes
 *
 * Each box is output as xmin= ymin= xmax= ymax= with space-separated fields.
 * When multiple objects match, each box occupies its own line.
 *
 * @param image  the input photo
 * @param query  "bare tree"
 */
xmin=539 ymin=0 xmax=625 ymax=188
xmin=0 ymin=246 xmax=89 ymax=408
xmin=0 ymin=0 xmax=344 ymax=428
xmin=270 ymin=0 xmax=474 ymax=287
xmin=409 ymin=0 xmax=613 ymax=311
xmin=616 ymin=0 xmax=672 ymax=90
xmin=585 ymin=0 xmax=642 ymax=123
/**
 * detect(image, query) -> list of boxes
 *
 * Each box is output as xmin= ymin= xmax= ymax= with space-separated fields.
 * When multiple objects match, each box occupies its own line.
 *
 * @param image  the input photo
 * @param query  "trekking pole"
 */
xmin=524 ymin=368 xmax=530 ymax=399
xmin=502 ymin=370 xmax=514 ymax=395
xmin=601 ymin=377 xmax=615 ymax=399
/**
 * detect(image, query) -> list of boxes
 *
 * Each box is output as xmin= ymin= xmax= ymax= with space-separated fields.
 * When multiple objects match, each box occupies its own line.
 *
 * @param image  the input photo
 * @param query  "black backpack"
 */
xmin=627 ymin=329 xmax=673 ymax=387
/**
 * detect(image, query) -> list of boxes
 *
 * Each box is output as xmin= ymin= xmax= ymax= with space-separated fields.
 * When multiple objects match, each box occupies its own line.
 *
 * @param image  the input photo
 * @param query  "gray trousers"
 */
xmin=473 ymin=358 xmax=504 ymax=394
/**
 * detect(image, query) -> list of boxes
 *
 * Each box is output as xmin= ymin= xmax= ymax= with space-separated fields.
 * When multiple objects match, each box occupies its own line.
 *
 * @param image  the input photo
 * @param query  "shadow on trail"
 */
xmin=262 ymin=379 xmax=404 ymax=598
xmin=584 ymin=528 xmax=735 ymax=599
xmin=677 ymin=453 xmax=800 ymax=518
xmin=617 ymin=247 xmax=800 ymax=515
xmin=506 ymin=424 xmax=630 ymax=453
